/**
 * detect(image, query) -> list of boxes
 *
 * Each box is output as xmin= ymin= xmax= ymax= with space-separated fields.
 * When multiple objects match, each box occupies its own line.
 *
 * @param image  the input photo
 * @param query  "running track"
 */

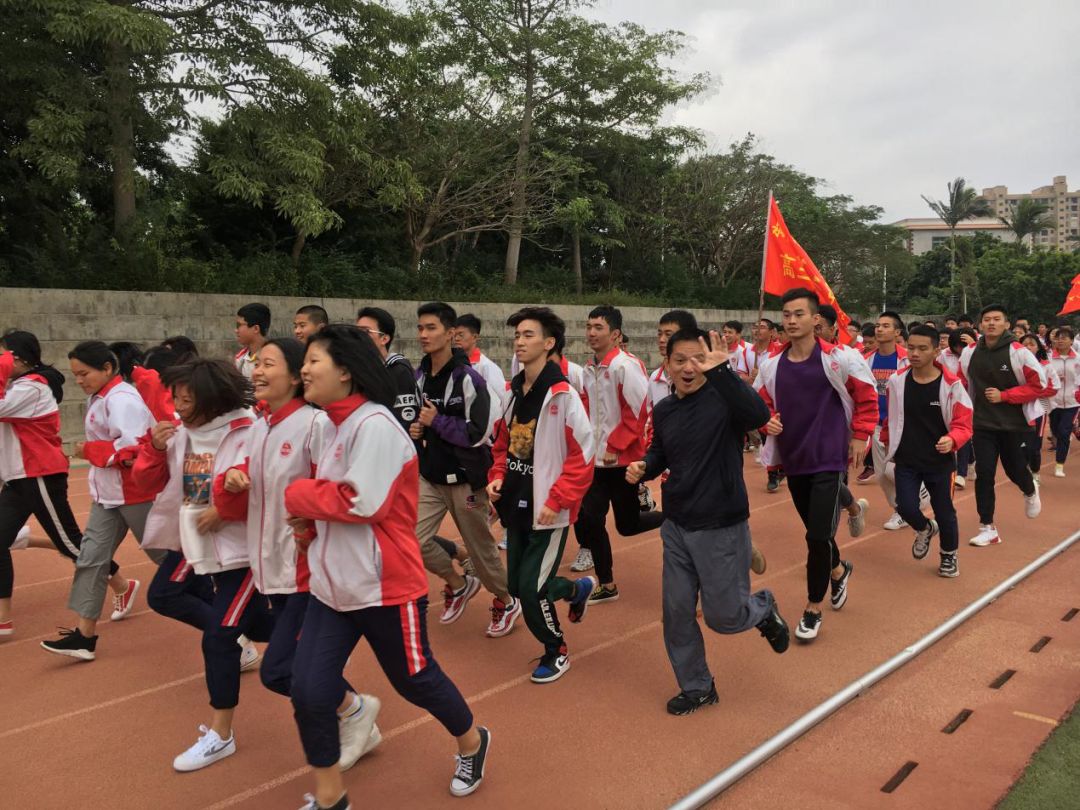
xmin=3 ymin=463 xmax=1079 ymax=809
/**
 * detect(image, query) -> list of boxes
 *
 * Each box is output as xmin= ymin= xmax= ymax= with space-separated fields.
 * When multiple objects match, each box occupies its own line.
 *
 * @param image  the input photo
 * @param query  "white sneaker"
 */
xmin=497 ymin=535 xmax=508 ymax=551
xmin=239 ymin=639 xmax=262 ymax=672
xmin=1024 ymin=485 xmax=1041 ymax=518
xmin=954 ymin=475 xmax=966 ymax=490
xmin=848 ymin=499 xmax=868 ymax=538
xmin=569 ymin=547 xmax=593 ymax=572
xmin=173 ymin=725 xmax=236 ymax=772
xmin=969 ymin=524 xmax=1001 ymax=547
xmin=794 ymin=611 xmax=822 ymax=641
xmin=11 ymin=525 xmax=31 ymax=550
xmin=1032 ymin=472 xmax=1041 ymax=486
xmin=883 ymin=512 xmax=908 ymax=531
xmin=339 ymin=693 xmax=382 ymax=771
xmin=1055 ymin=463 xmax=1066 ymax=478
xmin=485 ymin=597 xmax=522 ymax=638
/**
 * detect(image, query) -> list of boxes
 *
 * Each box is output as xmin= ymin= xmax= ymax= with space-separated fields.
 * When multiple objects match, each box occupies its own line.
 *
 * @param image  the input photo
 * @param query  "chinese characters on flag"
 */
xmin=762 ymin=196 xmax=854 ymax=345
xmin=1058 ymin=273 xmax=1080 ymax=315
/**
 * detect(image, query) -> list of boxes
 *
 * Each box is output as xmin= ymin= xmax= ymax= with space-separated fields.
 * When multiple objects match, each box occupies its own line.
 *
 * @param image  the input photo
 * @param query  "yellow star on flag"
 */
xmin=771 ymin=224 xmax=784 ymax=238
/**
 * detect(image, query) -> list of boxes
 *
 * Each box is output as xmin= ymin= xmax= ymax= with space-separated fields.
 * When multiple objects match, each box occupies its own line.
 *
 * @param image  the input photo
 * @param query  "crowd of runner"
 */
xmin=1 ymin=289 xmax=1077 ymax=810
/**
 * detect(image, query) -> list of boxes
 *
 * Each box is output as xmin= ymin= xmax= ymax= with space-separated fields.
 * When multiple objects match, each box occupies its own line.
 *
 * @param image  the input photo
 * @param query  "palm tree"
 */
xmin=922 ymin=177 xmax=993 ymax=311
xmin=999 ymin=198 xmax=1056 ymax=250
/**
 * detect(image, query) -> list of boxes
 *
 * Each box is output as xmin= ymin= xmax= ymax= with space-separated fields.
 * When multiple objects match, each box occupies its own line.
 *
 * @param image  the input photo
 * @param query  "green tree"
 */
xmin=921 ymin=177 xmax=992 ymax=312
xmin=999 ymin=198 xmax=1056 ymax=251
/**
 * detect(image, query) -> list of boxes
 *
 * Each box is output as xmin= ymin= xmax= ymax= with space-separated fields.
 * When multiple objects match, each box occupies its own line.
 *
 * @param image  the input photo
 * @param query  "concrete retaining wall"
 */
xmin=1 ymin=288 xmax=789 ymax=446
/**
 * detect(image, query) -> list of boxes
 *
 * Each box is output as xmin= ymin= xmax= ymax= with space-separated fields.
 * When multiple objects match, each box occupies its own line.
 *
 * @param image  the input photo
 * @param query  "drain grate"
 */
xmin=1063 ymin=608 xmax=1079 ymax=622
xmin=1030 ymin=636 xmax=1052 ymax=653
xmin=942 ymin=709 xmax=973 ymax=734
xmin=881 ymin=761 xmax=919 ymax=793
xmin=990 ymin=669 xmax=1017 ymax=689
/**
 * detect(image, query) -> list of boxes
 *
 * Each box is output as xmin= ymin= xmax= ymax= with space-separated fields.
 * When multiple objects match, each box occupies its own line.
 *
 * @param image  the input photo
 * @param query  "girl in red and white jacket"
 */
xmin=1019 ymin=334 xmax=1060 ymax=482
xmin=0 ymin=332 xmax=134 ymax=636
xmin=131 ymin=358 xmax=260 ymax=772
xmin=41 ymin=341 xmax=157 ymax=661
xmin=216 ymin=337 xmax=382 ymax=772
xmin=283 ymin=325 xmax=490 ymax=810
xmin=1048 ymin=326 xmax=1080 ymax=476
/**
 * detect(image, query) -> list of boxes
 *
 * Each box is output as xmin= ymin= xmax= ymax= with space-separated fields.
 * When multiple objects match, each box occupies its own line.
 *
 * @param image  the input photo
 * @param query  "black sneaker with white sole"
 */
xmin=450 ymin=726 xmax=490 ymax=797
xmin=829 ymin=560 xmax=853 ymax=610
xmin=794 ymin=610 xmax=822 ymax=641
xmin=666 ymin=681 xmax=719 ymax=716
xmin=41 ymin=627 xmax=97 ymax=661
xmin=756 ymin=601 xmax=790 ymax=653
xmin=938 ymin=552 xmax=958 ymax=578
xmin=912 ymin=519 xmax=938 ymax=560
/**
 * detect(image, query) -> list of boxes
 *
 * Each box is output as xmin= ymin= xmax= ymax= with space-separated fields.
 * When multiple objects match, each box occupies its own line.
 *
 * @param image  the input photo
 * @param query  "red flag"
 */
xmin=1059 ymin=273 xmax=1080 ymax=315
xmin=762 ymin=196 xmax=853 ymax=345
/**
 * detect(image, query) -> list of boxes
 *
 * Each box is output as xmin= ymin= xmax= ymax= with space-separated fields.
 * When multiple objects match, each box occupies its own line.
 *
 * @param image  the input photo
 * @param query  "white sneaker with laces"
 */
xmin=110 ymin=579 xmax=141 ymax=621
xmin=173 ymin=725 xmax=236 ymax=772
xmin=969 ymin=524 xmax=1001 ymax=547
xmin=848 ymin=499 xmax=868 ymax=538
xmin=239 ymin=640 xmax=262 ymax=672
xmin=339 ymin=693 xmax=381 ymax=771
xmin=11 ymin=525 xmax=31 ymax=550
xmin=485 ymin=597 xmax=522 ymax=637
xmin=1024 ymin=485 xmax=1041 ymax=518
xmin=883 ymin=512 xmax=907 ymax=531
xmin=569 ymin=547 xmax=593 ymax=572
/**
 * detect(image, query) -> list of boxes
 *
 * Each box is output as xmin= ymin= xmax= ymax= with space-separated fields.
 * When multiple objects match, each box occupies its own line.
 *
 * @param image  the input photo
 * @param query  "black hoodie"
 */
xmin=19 ymin=365 xmax=66 ymax=404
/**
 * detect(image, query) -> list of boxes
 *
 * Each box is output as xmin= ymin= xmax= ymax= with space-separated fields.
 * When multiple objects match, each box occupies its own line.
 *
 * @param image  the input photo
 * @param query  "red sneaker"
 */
xmin=110 ymin=579 xmax=141 ymax=621
xmin=0 ymin=620 xmax=13 ymax=637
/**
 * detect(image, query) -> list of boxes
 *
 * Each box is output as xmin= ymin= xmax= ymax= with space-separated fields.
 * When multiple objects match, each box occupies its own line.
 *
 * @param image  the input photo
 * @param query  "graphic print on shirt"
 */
xmin=183 ymin=452 xmax=214 ymax=504
xmin=508 ymin=417 xmax=536 ymax=478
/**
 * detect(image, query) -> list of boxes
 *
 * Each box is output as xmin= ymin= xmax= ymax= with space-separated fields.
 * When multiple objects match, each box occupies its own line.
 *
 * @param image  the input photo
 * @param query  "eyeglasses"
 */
xmin=356 ymin=326 xmax=385 ymax=337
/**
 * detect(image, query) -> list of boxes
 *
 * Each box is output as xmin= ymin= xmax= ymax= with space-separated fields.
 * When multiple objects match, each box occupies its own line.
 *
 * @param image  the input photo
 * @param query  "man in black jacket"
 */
xmin=628 ymin=329 xmax=789 ymax=716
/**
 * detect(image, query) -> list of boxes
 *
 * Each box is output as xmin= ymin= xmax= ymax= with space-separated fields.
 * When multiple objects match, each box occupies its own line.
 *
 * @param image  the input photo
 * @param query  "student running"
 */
xmin=283 ymin=324 xmax=490 ymax=809
xmin=865 ymin=311 xmax=909 ymax=530
xmin=1048 ymin=326 xmax=1080 ymax=477
xmin=1019 ymin=333 xmax=1059 ymax=484
xmin=627 ymin=328 xmax=788 ymax=715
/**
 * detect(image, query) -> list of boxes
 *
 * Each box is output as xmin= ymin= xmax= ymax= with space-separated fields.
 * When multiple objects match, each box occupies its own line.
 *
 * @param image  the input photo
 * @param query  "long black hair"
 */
xmin=307 ymin=324 xmax=396 ymax=410
xmin=2 ymin=329 xmax=65 ymax=402
xmin=68 ymin=341 xmax=120 ymax=375
xmin=108 ymin=341 xmax=145 ymax=382
xmin=262 ymin=337 xmax=307 ymax=400
xmin=160 ymin=358 xmax=255 ymax=424
xmin=1021 ymin=333 xmax=1048 ymax=363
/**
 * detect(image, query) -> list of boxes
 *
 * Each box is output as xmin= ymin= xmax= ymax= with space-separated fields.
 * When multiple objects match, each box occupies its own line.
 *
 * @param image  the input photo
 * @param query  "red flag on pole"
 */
xmin=1058 ymin=273 xmax=1080 ymax=315
xmin=761 ymin=196 xmax=854 ymax=345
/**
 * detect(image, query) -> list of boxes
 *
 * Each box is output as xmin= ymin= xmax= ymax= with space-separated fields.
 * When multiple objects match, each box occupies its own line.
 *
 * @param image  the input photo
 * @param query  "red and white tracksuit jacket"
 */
xmin=468 ymin=348 xmax=508 ymax=412
xmin=648 ymin=366 xmax=671 ymax=408
xmin=511 ymin=355 xmax=584 ymax=397
xmin=135 ymin=409 xmax=254 ymax=573
xmin=958 ymin=341 xmax=1048 ymax=426
xmin=214 ymin=399 xmax=330 ymax=594
xmin=283 ymin=394 xmax=428 ymax=612
xmin=489 ymin=380 xmax=595 ymax=529
xmin=1049 ymin=350 xmax=1080 ymax=411
xmin=583 ymin=346 xmax=650 ymax=468
xmin=83 ymin=377 xmax=156 ymax=506
xmin=235 ymin=348 xmax=256 ymax=380
xmin=880 ymin=365 xmax=974 ymax=462
xmin=754 ymin=337 xmax=879 ymax=468
xmin=0 ymin=353 xmax=68 ymax=480
xmin=939 ymin=349 xmax=962 ymax=377
xmin=1035 ymin=359 xmax=1060 ymax=418
xmin=130 ymin=366 xmax=177 ymax=423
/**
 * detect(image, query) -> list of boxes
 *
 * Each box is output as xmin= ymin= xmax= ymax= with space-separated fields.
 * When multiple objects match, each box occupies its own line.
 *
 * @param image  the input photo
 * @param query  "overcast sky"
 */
xmin=588 ymin=0 xmax=1080 ymax=223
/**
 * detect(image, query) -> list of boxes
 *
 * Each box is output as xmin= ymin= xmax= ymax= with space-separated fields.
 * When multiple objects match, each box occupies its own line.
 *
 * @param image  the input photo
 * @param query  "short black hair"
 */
xmin=261 ymin=337 xmax=307 ymax=399
xmin=237 ymin=303 xmax=271 ymax=336
xmin=68 ymin=341 xmax=119 ymax=375
xmin=666 ymin=328 xmax=711 ymax=358
xmin=908 ymin=324 xmax=939 ymax=345
xmin=659 ymin=310 xmax=697 ymax=331
xmin=161 ymin=358 xmax=255 ymax=424
xmin=357 ymin=306 xmax=397 ymax=348
xmin=454 ymin=313 xmax=482 ymax=334
xmin=108 ymin=341 xmax=145 ymax=381
xmin=948 ymin=327 xmax=976 ymax=353
xmin=507 ymin=306 xmax=565 ymax=358
xmin=588 ymin=305 xmax=623 ymax=333
xmin=818 ymin=305 xmax=838 ymax=327
xmin=980 ymin=303 xmax=1009 ymax=320
xmin=307 ymin=324 xmax=397 ymax=409
xmin=296 ymin=304 xmax=328 ymax=326
xmin=878 ymin=311 xmax=903 ymax=330
xmin=908 ymin=320 xmax=924 ymax=333
xmin=958 ymin=314 xmax=974 ymax=325
xmin=162 ymin=335 xmax=198 ymax=360
xmin=848 ymin=320 xmax=861 ymax=330
xmin=417 ymin=301 xmax=457 ymax=331
xmin=861 ymin=323 xmax=877 ymax=338
xmin=1053 ymin=325 xmax=1074 ymax=339
xmin=945 ymin=314 xmax=959 ymax=323
xmin=143 ymin=345 xmax=183 ymax=375
xmin=722 ymin=320 xmax=744 ymax=334
xmin=780 ymin=287 xmax=819 ymax=313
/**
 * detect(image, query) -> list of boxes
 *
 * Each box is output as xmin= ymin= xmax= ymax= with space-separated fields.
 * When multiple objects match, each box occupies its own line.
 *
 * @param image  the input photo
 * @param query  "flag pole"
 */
xmin=757 ymin=190 xmax=773 ymax=324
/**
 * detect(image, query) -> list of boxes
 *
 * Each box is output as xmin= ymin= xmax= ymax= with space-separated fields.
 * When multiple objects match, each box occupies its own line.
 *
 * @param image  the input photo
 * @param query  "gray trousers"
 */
xmin=662 ymin=519 xmax=773 ymax=696
xmin=871 ymin=424 xmax=898 ymax=509
xmin=67 ymin=501 xmax=158 ymax=620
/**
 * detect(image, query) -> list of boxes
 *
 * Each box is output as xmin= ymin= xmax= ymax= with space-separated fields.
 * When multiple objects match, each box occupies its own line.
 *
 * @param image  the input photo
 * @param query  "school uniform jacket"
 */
xmin=130 ymin=366 xmax=177 ymax=423
xmin=0 ymin=353 xmax=68 ymax=480
xmin=584 ymin=346 xmax=651 ymax=468
xmin=863 ymin=344 xmax=910 ymax=372
xmin=82 ymin=377 xmax=156 ymax=506
xmin=1049 ymin=350 xmax=1080 ymax=411
xmin=755 ymin=337 xmax=879 ymax=468
xmin=135 ymin=409 xmax=254 ymax=573
xmin=214 ymin=400 xmax=329 ymax=594
xmin=284 ymin=394 xmax=427 ymax=611
xmin=880 ymin=364 xmax=974 ymax=462
xmin=958 ymin=341 xmax=1048 ymax=426
xmin=489 ymin=378 xmax=595 ymax=529
xmin=648 ymin=366 xmax=671 ymax=408
xmin=939 ymin=349 xmax=962 ymax=377
xmin=234 ymin=348 xmax=256 ymax=380
xmin=468 ymin=348 xmax=508 ymax=411
xmin=511 ymin=355 xmax=585 ymax=398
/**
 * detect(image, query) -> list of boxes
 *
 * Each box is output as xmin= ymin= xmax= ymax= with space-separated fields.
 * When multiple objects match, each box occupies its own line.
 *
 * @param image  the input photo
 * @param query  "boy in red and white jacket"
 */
xmin=1048 ymin=326 xmax=1080 ymax=476
xmin=881 ymin=325 xmax=973 ymax=578
xmin=488 ymin=307 xmax=596 ymax=684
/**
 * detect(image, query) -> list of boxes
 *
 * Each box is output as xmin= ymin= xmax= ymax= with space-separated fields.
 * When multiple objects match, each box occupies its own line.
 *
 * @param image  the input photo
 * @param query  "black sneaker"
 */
xmin=938 ymin=552 xmax=958 ymax=578
xmin=830 ymin=560 xmax=853 ymax=610
xmin=41 ymin=627 xmax=97 ymax=661
xmin=794 ymin=610 xmax=822 ymax=642
xmin=666 ymin=682 xmax=719 ymax=716
xmin=766 ymin=471 xmax=779 ymax=493
xmin=450 ymin=726 xmax=490 ymax=797
xmin=756 ymin=600 xmax=790 ymax=653
xmin=586 ymin=584 xmax=619 ymax=605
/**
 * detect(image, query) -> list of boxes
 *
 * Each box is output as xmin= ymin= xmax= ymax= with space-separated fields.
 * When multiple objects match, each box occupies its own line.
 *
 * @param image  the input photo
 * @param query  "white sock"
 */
xmin=237 ymin=634 xmax=250 ymax=649
xmin=338 ymin=693 xmax=362 ymax=718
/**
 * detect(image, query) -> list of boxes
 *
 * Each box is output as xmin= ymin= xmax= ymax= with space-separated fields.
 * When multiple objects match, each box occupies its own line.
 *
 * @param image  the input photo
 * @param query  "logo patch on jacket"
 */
xmin=334 ymin=443 xmax=344 ymax=461
xmin=280 ymin=441 xmax=293 ymax=457
xmin=549 ymin=403 xmax=559 ymax=415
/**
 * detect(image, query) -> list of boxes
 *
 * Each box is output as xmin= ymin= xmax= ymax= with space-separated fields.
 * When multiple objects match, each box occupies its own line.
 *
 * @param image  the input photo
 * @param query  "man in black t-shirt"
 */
xmin=356 ymin=307 xmax=420 ymax=433
xmin=882 ymin=325 xmax=973 ymax=578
